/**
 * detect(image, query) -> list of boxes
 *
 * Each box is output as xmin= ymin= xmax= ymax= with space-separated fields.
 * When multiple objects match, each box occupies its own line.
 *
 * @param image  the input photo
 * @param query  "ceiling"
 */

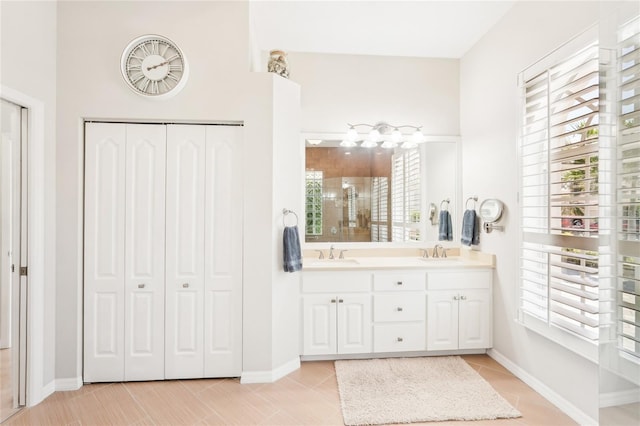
xmin=250 ymin=1 xmax=515 ymax=59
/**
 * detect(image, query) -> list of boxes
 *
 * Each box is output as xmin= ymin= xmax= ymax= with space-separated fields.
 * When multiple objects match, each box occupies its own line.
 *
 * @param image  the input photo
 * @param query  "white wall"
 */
xmin=0 ymin=0 xmax=57 ymax=394
xmin=460 ymin=1 xmax=603 ymax=421
xmin=288 ymin=52 xmax=459 ymax=136
xmin=56 ymin=0 xmax=301 ymax=382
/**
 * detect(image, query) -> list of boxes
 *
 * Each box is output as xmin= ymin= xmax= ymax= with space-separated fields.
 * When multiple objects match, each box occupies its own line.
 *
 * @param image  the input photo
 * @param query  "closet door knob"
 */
xmin=338 ymin=299 xmax=344 ymax=303
xmin=331 ymin=299 xmax=336 ymax=303
xmin=182 ymin=283 xmax=190 ymax=288
xmin=397 ymin=337 xmax=404 ymax=342
xmin=138 ymin=283 xmax=145 ymax=289
xmin=396 ymin=281 xmax=403 ymax=286
xmin=396 ymin=307 xmax=403 ymax=312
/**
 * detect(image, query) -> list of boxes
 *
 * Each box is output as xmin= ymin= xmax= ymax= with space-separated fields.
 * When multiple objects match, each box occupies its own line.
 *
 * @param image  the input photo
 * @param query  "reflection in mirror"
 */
xmin=304 ymin=135 xmax=458 ymax=243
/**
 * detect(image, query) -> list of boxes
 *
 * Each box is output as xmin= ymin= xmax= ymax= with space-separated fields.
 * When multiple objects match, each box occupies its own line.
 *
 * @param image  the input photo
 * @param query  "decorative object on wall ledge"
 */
xmin=342 ymin=121 xmax=426 ymax=149
xmin=268 ymin=50 xmax=290 ymax=79
xmin=479 ymin=199 xmax=504 ymax=233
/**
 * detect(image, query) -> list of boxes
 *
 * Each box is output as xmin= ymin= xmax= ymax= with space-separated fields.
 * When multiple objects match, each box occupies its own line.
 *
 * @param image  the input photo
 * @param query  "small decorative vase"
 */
xmin=267 ymin=50 xmax=289 ymax=79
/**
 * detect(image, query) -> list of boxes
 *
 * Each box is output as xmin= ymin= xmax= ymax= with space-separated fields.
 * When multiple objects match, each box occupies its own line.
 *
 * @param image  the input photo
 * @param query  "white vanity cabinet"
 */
xmin=426 ymin=270 xmax=492 ymax=351
xmin=301 ymin=272 xmax=372 ymax=355
xmin=372 ymin=272 xmax=426 ymax=352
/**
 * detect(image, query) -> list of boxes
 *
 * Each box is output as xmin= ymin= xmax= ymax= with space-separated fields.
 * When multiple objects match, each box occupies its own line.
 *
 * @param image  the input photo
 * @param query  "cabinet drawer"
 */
xmin=427 ymin=270 xmax=491 ymax=290
xmin=373 ymin=272 xmax=425 ymax=291
xmin=374 ymin=323 xmax=426 ymax=352
xmin=303 ymin=272 xmax=372 ymax=293
xmin=374 ymin=293 xmax=425 ymax=322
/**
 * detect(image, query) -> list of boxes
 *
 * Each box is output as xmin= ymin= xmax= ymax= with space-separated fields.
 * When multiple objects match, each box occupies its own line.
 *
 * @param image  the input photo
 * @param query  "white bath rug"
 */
xmin=334 ymin=356 xmax=521 ymax=425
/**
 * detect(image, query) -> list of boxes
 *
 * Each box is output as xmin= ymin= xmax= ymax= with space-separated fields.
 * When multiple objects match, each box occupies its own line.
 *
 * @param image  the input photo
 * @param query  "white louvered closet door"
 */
xmin=123 ymin=124 xmax=166 ymax=381
xmin=203 ymin=125 xmax=242 ymax=377
xmin=165 ymin=125 xmax=207 ymax=379
xmin=84 ymin=123 xmax=127 ymax=382
xmin=84 ymin=123 xmax=167 ymax=382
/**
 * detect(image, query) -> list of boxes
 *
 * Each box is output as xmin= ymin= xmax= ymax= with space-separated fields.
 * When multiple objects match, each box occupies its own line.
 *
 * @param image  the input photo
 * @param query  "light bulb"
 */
xmin=401 ymin=140 xmax=417 ymax=149
xmin=361 ymin=140 xmax=378 ymax=148
xmin=368 ymin=129 xmax=381 ymax=142
xmin=346 ymin=126 xmax=358 ymax=141
xmin=411 ymin=129 xmax=426 ymax=144
xmin=391 ymin=128 xmax=403 ymax=143
xmin=381 ymin=140 xmax=398 ymax=149
xmin=307 ymin=139 xmax=322 ymax=145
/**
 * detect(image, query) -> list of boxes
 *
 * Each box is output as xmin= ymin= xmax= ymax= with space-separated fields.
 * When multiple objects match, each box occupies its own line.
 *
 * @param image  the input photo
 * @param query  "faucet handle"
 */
xmin=315 ymin=249 xmax=324 ymax=259
xmin=421 ymin=249 xmax=429 ymax=258
xmin=339 ymin=250 xmax=348 ymax=259
xmin=442 ymin=248 xmax=447 ymax=258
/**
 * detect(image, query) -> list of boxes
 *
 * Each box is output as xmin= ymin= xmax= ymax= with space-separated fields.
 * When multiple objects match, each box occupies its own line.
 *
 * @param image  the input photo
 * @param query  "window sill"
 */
xmin=517 ymin=311 xmax=598 ymax=364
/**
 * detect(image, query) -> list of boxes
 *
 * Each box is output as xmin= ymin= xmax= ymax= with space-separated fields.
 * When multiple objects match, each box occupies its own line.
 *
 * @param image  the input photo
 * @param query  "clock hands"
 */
xmin=147 ymin=60 xmax=170 ymax=71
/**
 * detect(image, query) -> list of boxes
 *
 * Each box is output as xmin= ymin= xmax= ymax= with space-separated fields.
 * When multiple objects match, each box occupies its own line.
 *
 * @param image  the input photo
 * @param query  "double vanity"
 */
xmin=300 ymin=248 xmax=495 ymax=359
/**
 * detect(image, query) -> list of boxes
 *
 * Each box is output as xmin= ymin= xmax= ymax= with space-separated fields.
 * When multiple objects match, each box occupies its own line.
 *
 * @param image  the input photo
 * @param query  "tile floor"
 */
xmin=5 ymin=355 xmax=577 ymax=425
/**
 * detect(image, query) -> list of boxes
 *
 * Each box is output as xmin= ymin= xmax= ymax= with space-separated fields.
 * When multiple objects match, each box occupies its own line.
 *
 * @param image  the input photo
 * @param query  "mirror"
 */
xmin=479 ymin=199 xmax=504 ymax=223
xmin=304 ymin=134 xmax=459 ymax=243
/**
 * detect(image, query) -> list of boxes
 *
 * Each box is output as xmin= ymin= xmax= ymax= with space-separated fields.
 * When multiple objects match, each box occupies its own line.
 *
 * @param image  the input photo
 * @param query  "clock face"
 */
xmin=121 ymin=35 xmax=189 ymax=98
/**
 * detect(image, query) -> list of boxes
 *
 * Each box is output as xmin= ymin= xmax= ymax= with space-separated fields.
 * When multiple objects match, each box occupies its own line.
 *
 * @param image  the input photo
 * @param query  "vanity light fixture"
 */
xmin=344 ymin=121 xmax=426 ymax=149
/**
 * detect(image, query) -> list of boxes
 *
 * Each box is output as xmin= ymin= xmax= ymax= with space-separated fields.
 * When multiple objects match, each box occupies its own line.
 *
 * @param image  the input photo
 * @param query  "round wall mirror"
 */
xmin=479 ymin=199 xmax=504 ymax=223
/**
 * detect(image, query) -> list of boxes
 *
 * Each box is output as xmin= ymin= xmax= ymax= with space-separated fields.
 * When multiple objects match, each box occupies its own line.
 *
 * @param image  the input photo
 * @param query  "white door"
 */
xmin=123 ymin=124 xmax=166 ymax=381
xmin=302 ymin=295 xmax=337 ymax=355
xmin=426 ymin=291 xmax=459 ymax=351
xmin=203 ymin=126 xmax=242 ymax=377
xmin=84 ymin=123 xmax=127 ymax=382
xmin=458 ymin=289 xmax=491 ymax=349
xmin=337 ymin=294 xmax=372 ymax=354
xmin=165 ymin=125 xmax=206 ymax=379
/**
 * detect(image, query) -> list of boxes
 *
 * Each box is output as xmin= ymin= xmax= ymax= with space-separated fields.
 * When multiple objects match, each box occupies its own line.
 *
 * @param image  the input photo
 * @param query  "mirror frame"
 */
xmin=479 ymin=199 xmax=504 ymax=223
xmin=301 ymin=132 xmax=461 ymax=247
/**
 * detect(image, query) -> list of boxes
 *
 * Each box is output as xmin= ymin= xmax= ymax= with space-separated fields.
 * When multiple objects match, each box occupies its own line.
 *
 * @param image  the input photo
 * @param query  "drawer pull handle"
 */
xmin=396 ymin=307 xmax=403 ymax=312
xmin=338 ymin=299 xmax=344 ymax=303
xmin=182 ymin=283 xmax=189 ymax=288
xmin=397 ymin=337 xmax=404 ymax=342
xmin=461 ymin=295 xmax=467 ymax=300
xmin=396 ymin=281 xmax=403 ymax=286
xmin=331 ymin=299 xmax=336 ymax=303
xmin=453 ymin=295 xmax=459 ymax=300
xmin=138 ymin=283 xmax=145 ymax=289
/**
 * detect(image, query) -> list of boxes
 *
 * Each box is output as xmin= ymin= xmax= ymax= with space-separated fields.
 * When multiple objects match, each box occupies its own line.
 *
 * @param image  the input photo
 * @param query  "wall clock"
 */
xmin=120 ymin=34 xmax=189 ymax=99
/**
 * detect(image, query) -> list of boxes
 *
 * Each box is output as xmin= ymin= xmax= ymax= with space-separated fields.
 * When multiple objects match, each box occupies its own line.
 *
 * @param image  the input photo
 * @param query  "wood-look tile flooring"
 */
xmin=5 ymin=355 xmax=577 ymax=425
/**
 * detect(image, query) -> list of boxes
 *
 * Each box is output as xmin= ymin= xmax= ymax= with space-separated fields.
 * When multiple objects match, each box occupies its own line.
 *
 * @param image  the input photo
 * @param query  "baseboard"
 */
xmin=600 ymin=388 xmax=640 ymax=408
xmin=41 ymin=380 xmax=56 ymax=401
xmin=488 ymin=349 xmax=597 ymax=426
xmin=240 ymin=357 xmax=300 ymax=384
xmin=55 ymin=376 xmax=83 ymax=391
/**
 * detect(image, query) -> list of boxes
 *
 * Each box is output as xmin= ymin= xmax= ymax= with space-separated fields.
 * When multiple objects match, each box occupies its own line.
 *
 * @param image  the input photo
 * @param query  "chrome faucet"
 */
xmin=433 ymin=244 xmax=446 ymax=258
xmin=328 ymin=245 xmax=335 ymax=260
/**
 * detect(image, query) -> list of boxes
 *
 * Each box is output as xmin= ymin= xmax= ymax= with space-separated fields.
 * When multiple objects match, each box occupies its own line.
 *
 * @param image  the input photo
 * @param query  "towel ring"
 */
xmin=282 ymin=208 xmax=299 ymax=227
xmin=440 ymin=199 xmax=450 ymax=211
xmin=465 ymin=196 xmax=478 ymax=210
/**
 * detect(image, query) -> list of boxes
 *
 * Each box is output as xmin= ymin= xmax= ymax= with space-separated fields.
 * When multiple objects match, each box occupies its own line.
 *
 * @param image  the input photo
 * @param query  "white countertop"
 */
xmin=301 ymin=248 xmax=495 ymax=271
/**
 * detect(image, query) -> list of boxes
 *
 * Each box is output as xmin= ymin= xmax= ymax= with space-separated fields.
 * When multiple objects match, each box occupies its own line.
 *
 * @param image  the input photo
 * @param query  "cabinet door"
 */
xmin=123 ymin=124 xmax=166 ymax=381
xmin=203 ymin=126 xmax=242 ymax=377
xmin=458 ymin=289 xmax=491 ymax=349
xmin=426 ymin=291 xmax=459 ymax=351
xmin=165 ymin=125 xmax=206 ymax=379
xmin=337 ymin=294 xmax=372 ymax=354
xmin=302 ymin=295 xmax=337 ymax=355
xmin=84 ymin=123 xmax=126 ymax=382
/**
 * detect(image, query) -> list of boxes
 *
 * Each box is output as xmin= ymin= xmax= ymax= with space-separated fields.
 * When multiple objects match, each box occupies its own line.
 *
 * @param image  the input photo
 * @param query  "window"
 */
xmin=617 ymin=16 xmax=640 ymax=360
xmin=519 ymin=41 xmax=600 ymax=342
xmin=391 ymin=149 xmax=421 ymax=241
xmin=305 ymin=170 xmax=323 ymax=236
xmin=371 ymin=177 xmax=389 ymax=242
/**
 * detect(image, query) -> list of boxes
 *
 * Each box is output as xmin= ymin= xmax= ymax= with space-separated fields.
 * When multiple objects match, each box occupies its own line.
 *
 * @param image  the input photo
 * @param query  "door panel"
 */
xmin=203 ymin=126 xmax=242 ymax=377
xmin=124 ymin=124 xmax=166 ymax=381
xmin=84 ymin=123 xmax=127 ymax=382
xmin=302 ymin=295 xmax=336 ymax=355
xmin=458 ymin=289 xmax=491 ymax=349
xmin=165 ymin=125 xmax=206 ymax=379
xmin=426 ymin=291 xmax=458 ymax=351
xmin=338 ymin=294 xmax=372 ymax=354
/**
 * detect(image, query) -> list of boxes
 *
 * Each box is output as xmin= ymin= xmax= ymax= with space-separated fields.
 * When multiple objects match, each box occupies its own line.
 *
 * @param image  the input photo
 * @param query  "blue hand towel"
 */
xmin=283 ymin=226 xmax=302 ymax=272
xmin=438 ymin=210 xmax=453 ymax=241
xmin=461 ymin=209 xmax=479 ymax=246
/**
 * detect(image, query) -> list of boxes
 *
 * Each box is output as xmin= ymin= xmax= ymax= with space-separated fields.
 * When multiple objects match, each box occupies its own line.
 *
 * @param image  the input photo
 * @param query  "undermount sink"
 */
xmin=418 ymin=257 xmax=462 ymax=263
xmin=305 ymin=258 xmax=360 ymax=266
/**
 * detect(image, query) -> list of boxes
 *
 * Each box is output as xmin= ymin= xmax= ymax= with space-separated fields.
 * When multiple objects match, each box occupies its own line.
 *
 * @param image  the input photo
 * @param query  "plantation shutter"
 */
xmin=617 ymin=16 xmax=640 ymax=359
xmin=520 ymin=42 xmax=600 ymax=341
xmin=391 ymin=149 xmax=421 ymax=241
